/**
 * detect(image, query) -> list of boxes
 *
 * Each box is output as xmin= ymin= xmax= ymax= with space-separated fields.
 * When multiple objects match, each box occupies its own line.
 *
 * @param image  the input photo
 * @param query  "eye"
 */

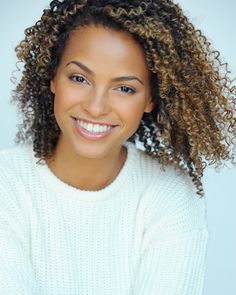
xmin=117 ymin=86 xmax=136 ymax=95
xmin=69 ymin=74 xmax=88 ymax=84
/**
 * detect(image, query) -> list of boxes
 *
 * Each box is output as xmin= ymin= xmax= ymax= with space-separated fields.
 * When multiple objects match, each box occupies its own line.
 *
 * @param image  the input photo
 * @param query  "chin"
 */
xmin=72 ymin=143 xmax=112 ymax=160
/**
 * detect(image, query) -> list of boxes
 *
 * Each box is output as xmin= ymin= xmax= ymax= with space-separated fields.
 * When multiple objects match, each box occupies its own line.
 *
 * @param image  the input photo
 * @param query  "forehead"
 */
xmin=59 ymin=25 xmax=150 ymax=77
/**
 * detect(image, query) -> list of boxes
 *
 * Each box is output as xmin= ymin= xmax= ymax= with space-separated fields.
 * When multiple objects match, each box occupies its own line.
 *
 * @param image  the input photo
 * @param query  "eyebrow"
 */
xmin=65 ymin=60 xmax=144 ymax=85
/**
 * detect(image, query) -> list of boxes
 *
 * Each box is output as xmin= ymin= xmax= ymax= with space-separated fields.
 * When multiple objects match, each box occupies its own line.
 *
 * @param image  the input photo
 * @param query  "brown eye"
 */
xmin=69 ymin=75 xmax=88 ymax=84
xmin=118 ymin=86 xmax=135 ymax=94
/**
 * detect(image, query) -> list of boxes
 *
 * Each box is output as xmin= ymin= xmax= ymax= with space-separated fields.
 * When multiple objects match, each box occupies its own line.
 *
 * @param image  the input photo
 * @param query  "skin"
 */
xmin=48 ymin=24 xmax=154 ymax=191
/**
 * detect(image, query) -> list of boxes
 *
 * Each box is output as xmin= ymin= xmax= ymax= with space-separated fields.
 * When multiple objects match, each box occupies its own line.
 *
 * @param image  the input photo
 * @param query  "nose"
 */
xmin=82 ymin=88 xmax=111 ymax=118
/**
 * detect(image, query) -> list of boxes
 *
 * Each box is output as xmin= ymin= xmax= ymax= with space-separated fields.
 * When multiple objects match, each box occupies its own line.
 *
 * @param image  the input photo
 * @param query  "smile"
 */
xmin=75 ymin=118 xmax=112 ymax=133
xmin=72 ymin=117 xmax=117 ymax=141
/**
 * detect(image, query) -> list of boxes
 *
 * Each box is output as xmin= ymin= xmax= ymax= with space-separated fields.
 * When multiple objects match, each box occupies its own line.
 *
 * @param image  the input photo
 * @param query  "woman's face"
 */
xmin=50 ymin=24 xmax=154 ymax=159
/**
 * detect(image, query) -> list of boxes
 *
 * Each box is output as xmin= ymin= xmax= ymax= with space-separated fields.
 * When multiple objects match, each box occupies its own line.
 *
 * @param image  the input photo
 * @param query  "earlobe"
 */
xmin=144 ymin=98 xmax=155 ymax=113
xmin=50 ymin=80 xmax=55 ymax=94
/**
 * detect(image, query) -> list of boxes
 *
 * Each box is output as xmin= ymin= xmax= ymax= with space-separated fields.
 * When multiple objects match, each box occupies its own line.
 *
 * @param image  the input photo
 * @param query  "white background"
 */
xmin=0 ymin=1 xmax=236 ymax=294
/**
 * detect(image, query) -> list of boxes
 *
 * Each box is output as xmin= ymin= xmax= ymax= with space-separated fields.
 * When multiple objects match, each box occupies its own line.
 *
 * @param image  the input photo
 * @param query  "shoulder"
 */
xmin=126 ymin=141 xmax=189 ymax=191
xmin=0 ymin=144 xmax=35 ymax=232
xmin=146 ymin=164 xmax=208 ymax=238
xmin=125 ymin=140 xmax=168 ymax=185
xmin=127 ymin=142 xmax=208 ymax=235
xmin=0 ymin=142 xmax=34 ymax=167
xmin=0 ymin=142 xmax=33 ymax=160
xmin=0 ymin=142 xmax=35 ymax=188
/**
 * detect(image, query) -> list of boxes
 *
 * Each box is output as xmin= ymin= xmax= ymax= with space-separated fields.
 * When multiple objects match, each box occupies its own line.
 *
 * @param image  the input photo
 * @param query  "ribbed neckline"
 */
xmin=31 ymin=141 xmax=138 ymax=203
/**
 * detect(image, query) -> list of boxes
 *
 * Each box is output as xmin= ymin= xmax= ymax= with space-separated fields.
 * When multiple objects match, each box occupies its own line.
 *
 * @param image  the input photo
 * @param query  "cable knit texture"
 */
xmin=0 ymin=141 xmax=209 ymax=295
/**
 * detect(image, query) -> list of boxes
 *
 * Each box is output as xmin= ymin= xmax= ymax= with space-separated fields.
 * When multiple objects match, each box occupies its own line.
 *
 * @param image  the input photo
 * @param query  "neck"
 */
xmin=46 ymin=137 xmax=127 ymax=191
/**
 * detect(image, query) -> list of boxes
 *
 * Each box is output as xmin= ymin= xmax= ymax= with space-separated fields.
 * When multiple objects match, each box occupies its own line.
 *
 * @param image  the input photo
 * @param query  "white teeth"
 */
xmin=76 ymin=119 xmax=112 ymax=133
xmin=81 ymin=121 xmax=86 ymax=128
xmin=87 ymin=123 xmax=93 ymax=131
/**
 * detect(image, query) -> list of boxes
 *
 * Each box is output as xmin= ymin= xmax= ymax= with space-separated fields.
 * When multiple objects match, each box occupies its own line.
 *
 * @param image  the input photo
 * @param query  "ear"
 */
xmin=144 ymin=97 xmax=155 ymax=113
xmin=50 ymin=79 xmax=55 ymax=94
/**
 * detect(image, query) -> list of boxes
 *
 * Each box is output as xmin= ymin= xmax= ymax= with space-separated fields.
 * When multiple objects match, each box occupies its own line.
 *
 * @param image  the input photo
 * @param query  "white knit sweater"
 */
xmin=0 ymin=140 xmax=209 ymax=295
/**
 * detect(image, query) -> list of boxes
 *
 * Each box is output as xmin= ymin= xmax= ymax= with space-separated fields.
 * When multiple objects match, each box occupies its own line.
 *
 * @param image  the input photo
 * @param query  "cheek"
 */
xmin=115 ymin=97 xmax=147 ymax=126
xmin=54 ymin=87 xmax=81 ymax=114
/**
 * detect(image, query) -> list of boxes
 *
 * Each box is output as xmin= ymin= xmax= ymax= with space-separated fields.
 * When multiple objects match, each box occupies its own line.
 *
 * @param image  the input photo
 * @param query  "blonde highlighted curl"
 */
xmin=11 ymin=0 xmax=236 ymax=197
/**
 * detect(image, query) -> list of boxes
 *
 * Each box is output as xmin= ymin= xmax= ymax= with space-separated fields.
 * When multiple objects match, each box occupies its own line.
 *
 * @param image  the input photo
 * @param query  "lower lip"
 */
xmin=73 ymin=118 xmax=116 ymax=141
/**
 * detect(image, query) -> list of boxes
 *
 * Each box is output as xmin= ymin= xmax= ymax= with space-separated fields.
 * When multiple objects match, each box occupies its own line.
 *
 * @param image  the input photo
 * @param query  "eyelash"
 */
xmin=69 ymin=75 xmax=87 ymax=84
xmin=69 ymin=74 xmax=136 ymax=95
xmin=119 ymin=86 xmax=135 ymax=94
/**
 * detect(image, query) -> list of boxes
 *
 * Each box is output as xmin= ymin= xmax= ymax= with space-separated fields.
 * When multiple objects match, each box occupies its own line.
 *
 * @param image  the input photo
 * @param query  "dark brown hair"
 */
xmin=11 ymin=0 xmax=236 ymax=197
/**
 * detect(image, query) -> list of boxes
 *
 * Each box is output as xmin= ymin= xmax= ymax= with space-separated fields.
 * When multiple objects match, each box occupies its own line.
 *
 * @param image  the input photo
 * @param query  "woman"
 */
xmin=0 ymin=0 xmax=235 ymax=294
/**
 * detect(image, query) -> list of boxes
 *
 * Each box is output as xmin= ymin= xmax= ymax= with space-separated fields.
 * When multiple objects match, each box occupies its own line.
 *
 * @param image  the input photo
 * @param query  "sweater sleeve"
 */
xmin=132 ymin=172 xmax=210 ymax=295
xmin=0 ymin=183 xmax=39 ymax=295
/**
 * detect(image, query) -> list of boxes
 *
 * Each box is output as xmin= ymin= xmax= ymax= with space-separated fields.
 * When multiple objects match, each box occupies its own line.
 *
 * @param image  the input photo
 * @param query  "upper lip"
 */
xmin=72 ymin=116 xmax=117 ymax=127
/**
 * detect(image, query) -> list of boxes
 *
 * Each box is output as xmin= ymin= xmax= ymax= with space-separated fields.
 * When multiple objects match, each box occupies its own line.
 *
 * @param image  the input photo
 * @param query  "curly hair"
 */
xmin=11 ymin=0 xmax=236 ymax=197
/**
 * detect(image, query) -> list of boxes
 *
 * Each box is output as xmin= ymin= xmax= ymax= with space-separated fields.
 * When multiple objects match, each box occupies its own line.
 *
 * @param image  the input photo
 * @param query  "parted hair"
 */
xmin=12 ymin=0 xmax=236 ymax=197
